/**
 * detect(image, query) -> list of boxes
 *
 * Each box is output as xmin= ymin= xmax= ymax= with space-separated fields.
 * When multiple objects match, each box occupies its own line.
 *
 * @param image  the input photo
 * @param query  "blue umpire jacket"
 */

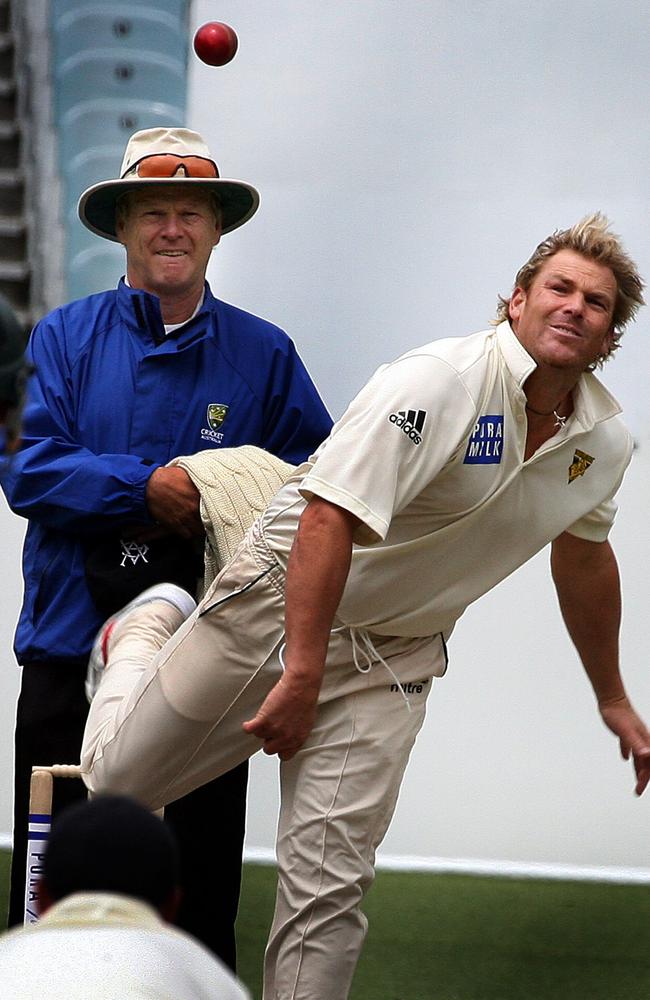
xmin=2 ymin=280 xmax=332 ymax=663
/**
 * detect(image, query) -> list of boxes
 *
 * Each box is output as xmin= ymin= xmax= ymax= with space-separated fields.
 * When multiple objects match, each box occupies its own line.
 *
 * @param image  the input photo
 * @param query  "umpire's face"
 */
xmin=116 ymin=187 xmax=221 ymax=304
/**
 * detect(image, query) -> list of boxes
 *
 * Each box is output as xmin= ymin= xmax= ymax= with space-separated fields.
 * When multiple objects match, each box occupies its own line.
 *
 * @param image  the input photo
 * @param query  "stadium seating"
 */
xmin=54 ymin=51 xmax=186 ymax=123
xmin=52 ymin=7 xmax=183 ymax=64
xmin=49 ymin=0 xmax=189 ymax=301
xmin=59 ymin=98 xmax=184 ymax=155
xmin=51 ymin=0 xmax=187 ymax=19
xmin=66 ymin=243 xmax=126 ymax=302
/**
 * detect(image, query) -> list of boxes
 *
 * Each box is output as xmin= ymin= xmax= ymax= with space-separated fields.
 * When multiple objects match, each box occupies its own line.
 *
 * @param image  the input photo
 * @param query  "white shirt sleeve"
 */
xmin=564 ymin=495 xmax=618 ymax=542
xmin=564 ymin=429 xmax=632 ymax=542
xmin=299 ymin=352 xmax=477 ymax=544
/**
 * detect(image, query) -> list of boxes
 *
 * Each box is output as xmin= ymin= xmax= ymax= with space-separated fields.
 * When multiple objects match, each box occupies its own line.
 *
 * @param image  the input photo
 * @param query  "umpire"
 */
xmin=0 ymin=126 xmax=331 ymax=965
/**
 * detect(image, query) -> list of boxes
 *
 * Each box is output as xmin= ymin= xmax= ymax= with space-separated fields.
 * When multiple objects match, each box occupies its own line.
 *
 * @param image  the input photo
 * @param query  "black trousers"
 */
xmin=9 ymin=660 xmax=248 ymax=971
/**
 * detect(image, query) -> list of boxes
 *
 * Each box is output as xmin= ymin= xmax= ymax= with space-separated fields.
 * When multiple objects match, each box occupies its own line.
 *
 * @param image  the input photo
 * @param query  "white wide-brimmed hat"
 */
xmin=78 ymin=127 xmax=260 ymax=241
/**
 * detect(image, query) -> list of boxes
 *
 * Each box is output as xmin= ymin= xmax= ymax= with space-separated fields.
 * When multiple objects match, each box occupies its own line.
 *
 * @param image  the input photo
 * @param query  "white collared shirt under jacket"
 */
xmin=261 ymin=321 xmax=632 ymax=644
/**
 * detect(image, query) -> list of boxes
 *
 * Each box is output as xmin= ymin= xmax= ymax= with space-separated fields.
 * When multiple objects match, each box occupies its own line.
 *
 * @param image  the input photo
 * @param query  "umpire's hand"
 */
xmin=146 ymin=467 xmax=203 ymax=539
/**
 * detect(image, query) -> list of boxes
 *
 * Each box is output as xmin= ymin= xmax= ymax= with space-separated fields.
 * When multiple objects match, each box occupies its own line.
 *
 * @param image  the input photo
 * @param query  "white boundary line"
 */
xmin=243 ymin=847 xmax=650 ymax=885
xmin=3 ymin=834 xmax=649 ymax=884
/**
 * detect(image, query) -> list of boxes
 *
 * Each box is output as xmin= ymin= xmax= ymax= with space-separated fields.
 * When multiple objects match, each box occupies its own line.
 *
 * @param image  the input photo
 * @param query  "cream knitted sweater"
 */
xmin=168 ymin=446 xmax=294 ymax=592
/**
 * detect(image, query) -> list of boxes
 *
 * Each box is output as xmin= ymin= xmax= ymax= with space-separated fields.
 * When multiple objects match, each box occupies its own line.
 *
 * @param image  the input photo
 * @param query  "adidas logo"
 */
xmin=388 ymin=408 xmax=426 ymax=445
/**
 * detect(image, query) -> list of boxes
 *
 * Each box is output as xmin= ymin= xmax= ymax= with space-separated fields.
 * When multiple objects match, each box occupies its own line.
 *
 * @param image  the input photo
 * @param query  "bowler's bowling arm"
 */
xmin=243 ymin=496 xmax=359 ymax=760
xmin=551 ymin=531 xmax=650 ymax=795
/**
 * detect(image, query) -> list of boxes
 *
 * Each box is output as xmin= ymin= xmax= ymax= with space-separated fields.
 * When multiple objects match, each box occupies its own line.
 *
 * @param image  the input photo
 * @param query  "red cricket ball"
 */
xmin=193 ymin=22 xmax=238 ymax=67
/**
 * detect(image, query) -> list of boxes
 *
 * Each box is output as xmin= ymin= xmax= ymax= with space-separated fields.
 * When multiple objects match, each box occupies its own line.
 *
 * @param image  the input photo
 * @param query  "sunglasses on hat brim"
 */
xmin=123 ymin=154 xmax=219 ymax=180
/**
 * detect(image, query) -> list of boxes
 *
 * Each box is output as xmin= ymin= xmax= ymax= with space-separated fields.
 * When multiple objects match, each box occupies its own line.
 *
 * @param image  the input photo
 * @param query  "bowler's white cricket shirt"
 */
xmin=261 ymin=322 xmax=632 ymax=639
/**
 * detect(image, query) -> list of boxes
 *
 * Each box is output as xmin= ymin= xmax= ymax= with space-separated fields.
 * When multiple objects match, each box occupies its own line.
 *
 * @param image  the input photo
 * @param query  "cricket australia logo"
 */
xmin=207 ymin=403 xmax=228 ymax=430
xmin=568 ymin=449 xmax=594 ymax=484
xmin=464 ymin=415 xmax=503 ymax=464
xmin=120 ymin=539 xmax=149 ymax=567
xmin=201 ymin=402 xmax=228 ymax=445
xmin=388 ymin=408 xmax=426 ymax=445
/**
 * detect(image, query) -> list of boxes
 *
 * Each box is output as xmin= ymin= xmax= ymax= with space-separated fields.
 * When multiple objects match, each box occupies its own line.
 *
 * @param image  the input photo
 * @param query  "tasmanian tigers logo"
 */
xmin=568 ymin=449 xmax=594 ymax=484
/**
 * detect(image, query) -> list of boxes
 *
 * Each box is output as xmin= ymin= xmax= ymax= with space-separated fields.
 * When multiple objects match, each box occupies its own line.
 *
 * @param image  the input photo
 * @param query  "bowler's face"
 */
xmin=116 ymin=188 xmax=221 ymax=301
xmin=508 ymin=249 xmax=617 ymax=374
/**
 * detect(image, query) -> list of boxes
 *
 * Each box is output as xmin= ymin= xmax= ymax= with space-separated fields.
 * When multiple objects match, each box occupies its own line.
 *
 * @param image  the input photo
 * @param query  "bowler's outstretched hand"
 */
xmin=599 ymin=695 xmax=650 ymax=796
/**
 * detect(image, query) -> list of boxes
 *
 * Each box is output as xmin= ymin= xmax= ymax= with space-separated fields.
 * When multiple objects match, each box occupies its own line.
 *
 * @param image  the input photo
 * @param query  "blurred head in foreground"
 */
xmin=39 ymin=795 xmax=181 ymax=921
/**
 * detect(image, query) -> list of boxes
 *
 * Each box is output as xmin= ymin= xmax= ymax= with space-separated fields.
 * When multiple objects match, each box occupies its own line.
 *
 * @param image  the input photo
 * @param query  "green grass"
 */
xmin=349 ymin=870 xmax=650 ymax=1000
xmin=4 ymin=852 xmax=650 ymax=998
xmin=236 ymin=864 xmax=650 ymax=1000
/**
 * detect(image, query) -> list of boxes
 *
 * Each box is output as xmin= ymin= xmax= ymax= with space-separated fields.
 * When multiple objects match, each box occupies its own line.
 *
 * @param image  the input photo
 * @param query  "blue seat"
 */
xmin=58 ymin=98 xmax=184 ymax=156
xmin=63 ymin=148 xmax=123 ymax=218
xmin=52 ymin=8 xmax=186 ymax=66
xmin=64 ymin=201 xmax=121 ymax=260
xmin=55 ymin=50 xmax=186 ymax=122
xmin=65 ymin=227 xmax=100 ymax=264
xmin=66 ymin=244 xmax=125 ymax=302
xmin=51 ymin=0 xmax=188 ymax=23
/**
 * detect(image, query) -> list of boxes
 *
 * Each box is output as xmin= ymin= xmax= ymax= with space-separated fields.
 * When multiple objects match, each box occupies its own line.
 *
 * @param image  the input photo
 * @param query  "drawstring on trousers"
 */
xmin=345 ymin=627 xmax=413 ymax=712
xmin=278 ymin=628 xmax=413 ymax=712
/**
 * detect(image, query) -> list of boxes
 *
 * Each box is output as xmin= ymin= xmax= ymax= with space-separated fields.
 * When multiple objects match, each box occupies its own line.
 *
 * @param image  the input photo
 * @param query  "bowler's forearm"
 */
xmin=551 ymin=533 xmax=625 ymax=704
xmin=283 ymin=497 xmax=357 ymax=688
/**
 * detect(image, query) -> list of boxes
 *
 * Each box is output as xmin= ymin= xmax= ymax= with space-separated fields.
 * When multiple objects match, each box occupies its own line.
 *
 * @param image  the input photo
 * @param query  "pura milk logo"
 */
xmin=464 ymin=415 xmax=504 ymax=464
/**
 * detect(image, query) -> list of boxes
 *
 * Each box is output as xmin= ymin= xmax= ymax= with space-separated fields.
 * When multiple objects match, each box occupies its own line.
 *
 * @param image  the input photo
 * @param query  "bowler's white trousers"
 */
xmin=81 ymin=522 xmax=444 ymax=1000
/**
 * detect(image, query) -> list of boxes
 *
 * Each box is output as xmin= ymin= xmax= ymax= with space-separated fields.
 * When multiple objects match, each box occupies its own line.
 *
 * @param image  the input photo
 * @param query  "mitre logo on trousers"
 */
xmin=388 ymin=408 xmax=426 ymax=445
xmin=201 ymin=403 xmax=229 ymax=445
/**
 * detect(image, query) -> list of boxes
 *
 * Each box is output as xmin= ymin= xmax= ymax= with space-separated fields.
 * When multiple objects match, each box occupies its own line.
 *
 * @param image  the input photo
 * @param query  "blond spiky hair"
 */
xmin=495 ymin=213 xmax=645 ymax=367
